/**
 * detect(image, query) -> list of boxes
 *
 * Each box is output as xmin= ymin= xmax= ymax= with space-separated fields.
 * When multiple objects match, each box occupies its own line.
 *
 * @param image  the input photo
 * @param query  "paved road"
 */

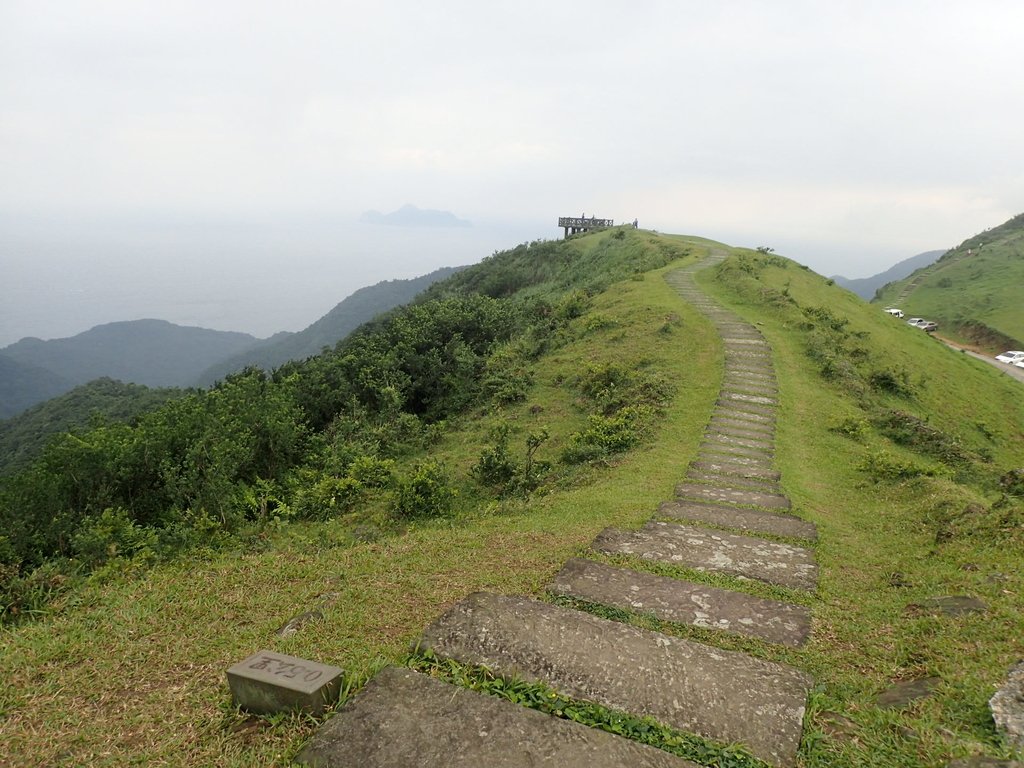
xmin=940 ymin=341 xmax=1024 ymax=384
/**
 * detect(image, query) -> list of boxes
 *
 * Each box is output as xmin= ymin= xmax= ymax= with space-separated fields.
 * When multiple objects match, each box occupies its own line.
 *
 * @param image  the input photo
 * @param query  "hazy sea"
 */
xmin=0 ymin=213 xmax=541 ymax=348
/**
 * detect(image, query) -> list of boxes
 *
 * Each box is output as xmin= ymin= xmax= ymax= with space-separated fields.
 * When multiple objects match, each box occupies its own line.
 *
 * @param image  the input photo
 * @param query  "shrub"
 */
xmin=392 ymin=460 xmax=457 ymax=519
xmin=858 ymin=451 xmax=944 ymax=482
xmin=562 ymin=405 xmax=653 ymax=463
xmin=71 ymin=507 xmax=158 ymax=567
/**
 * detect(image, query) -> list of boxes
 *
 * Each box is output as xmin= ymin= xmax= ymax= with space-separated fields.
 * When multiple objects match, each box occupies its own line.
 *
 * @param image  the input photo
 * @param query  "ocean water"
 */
xmin=0 ymin=214 xmax=541 ymax=348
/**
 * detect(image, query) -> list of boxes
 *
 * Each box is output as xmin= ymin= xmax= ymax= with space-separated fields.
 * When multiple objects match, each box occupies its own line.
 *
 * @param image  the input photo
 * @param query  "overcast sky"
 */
xmin=2 ymin=1 xmax=1022 ymax=344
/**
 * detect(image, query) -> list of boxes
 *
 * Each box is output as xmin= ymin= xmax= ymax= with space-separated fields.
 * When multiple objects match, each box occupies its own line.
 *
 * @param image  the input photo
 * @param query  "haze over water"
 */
xmin=0 ymin=214 xmax=540 ymax=348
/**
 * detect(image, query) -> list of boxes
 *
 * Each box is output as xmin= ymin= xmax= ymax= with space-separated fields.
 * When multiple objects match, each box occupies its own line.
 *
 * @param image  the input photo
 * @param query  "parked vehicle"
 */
xmin=995 ymin=351 xmax=1024 ymax=364
xmin=1014 ymin=360 xmax=1024 ymax=370
xmin=884 ymin=308 xmax=905 ymax=318
xmin=906 ymin=317 xmax=925 ymax=326
xmin=919 ymin=321 xmax=938 ymax=332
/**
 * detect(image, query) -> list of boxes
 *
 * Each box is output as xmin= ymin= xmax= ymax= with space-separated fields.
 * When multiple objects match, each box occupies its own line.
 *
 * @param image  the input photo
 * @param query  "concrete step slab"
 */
xmin=710 ymin=406 xmax=775 ymax=425
xmin=549 ymin=558 xmax=811 ymax=648
xmin=594 ymin=522 xmax=818 ymax=591
xmin=705 ymin=431 xmax=775 ymax=451
xmin=707 ymin=421 xmax=776 ymax=441
xmin=691 ymin=458 xmax=781 ymax=481
xmin=686 ymin=469 xmax=780 ymax=492
xmin=698 ymin=439 xmax=774 ymax=461
xmin=420 ymin=592 xmax=812 ymax=767
xmin=698 ymin=450 xmax=775 ymax=470
xmin=722 ymin=391 xmax=778 ymax=406
xmin=658 ymin=500 xmax=817 ymax=541
xmin=714 ymin=399 xmax=776 ymax=417
xmin=296 ymin=666 xmax=700 ymax=768
xmin=676 ymin=482 xmax=790 ymax=509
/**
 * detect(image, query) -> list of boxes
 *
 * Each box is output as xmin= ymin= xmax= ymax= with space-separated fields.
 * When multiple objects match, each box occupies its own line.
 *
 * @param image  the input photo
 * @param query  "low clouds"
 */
xmin=1 ymin=0 xmax=1022 ymax=294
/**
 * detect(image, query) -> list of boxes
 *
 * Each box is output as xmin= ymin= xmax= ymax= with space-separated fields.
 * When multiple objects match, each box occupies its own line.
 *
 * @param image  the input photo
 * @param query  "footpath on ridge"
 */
xmin=296 ymin=252 xmax=819 ymax=768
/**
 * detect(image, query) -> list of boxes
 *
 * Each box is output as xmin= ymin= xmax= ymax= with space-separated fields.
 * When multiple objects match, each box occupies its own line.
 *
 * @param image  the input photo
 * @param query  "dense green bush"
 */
xmin=392 ymin=460 xmax=457 ymax=519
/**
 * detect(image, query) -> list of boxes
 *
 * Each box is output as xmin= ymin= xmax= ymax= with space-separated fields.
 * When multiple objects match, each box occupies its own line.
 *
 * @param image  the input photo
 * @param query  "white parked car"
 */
xmin=995 ymin=351 xmax=1024 ymax=364
xmin=884 ymin=308 xmax=904 ymax=318
xmin=1014 ymin=360 xmax=1024 ymax=370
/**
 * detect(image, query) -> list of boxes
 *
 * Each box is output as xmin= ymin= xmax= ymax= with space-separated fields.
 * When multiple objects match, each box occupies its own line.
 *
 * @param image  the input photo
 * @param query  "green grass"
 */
xmin=2 ymin=236 xmax=1022 ymax=767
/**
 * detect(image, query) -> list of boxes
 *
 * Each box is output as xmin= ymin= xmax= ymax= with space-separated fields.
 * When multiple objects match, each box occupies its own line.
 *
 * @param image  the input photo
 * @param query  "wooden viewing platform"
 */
xmin=558 ymin=216 xmax=614 ymax=238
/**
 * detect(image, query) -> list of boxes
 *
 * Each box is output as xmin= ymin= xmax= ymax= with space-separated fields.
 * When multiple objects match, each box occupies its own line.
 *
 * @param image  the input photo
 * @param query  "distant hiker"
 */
xmin=633 ymin=218 xmax=638 ymax=229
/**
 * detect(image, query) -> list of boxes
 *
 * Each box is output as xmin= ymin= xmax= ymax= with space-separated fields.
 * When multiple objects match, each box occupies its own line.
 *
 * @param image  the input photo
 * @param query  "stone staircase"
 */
xmin=296 ymin=253 xmax=819 ymax=768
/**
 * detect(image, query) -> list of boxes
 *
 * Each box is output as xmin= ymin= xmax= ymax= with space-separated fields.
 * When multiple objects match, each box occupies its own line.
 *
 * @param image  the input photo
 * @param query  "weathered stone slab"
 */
xmin=594 ymin=522 xmax=818 ymax=591
xmin=705 ymin=431 xmax=775 ymax=451
xmin=677 ymin=482 xmax=790 ymax=509
xmin=722 ymin=378 xmax=778 ymax=395
xmin=707 ymin=421 xmax=776 ymax=441
xmin=549 ymin=558 xmax=811 ymax=647
xmin=710 ymin=414 xmax=774 ymax=433
xmin=715 ymin=399 xmax=776 ymax=417
xmin=227 ymin=650 xmax=343 ymax=716
xmin=990 ymin=661 xmax=1024 ymax=749
xmin=419 ymin=592 xmax=812 ymax=767
xmin=698 ymin=449 xmax=774 ymax=470
xmin=658 ymin=500 xmax=816 ymax=541
xmin=713 ymin=406 xmax=775 ymax=424
xmin=724 ymin=369 xmax=775 ymax=383
xmin=723 ymin=340 xmax=770 ymax=350
xmin=295 ymin=666 xmax=699 ymax=768
xmin=876 ymin=677 xmax=941 ymax=709
xmin=692 ymin=458 xmax=781 ymax=481
xmin=687 ymin=469 xmax=780 ymax=491
xmin=699 ymin=439 xmax=773 ymax=461
xmin=722 ymin=391 xmax=777 ymax=407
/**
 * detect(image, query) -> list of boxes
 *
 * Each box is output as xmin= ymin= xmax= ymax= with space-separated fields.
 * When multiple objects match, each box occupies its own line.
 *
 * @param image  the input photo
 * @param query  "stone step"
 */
xmin=419 ymin=591 xmax=812 ymax=767
xmin=295 ymin=666 xmax=700 ymax=768
xmin=657 ymin=500 xmax=817 ymax=541
xmin=686 ymin=469 xmax=780 ymax=492
xmin=723 ymin=338 xmax=770 ymax=348
xmin=698 ymin=438 xmax=773 ymax=461
xmin=676 ymin=482 xmax=790 ymax=509
xmin=698 ymin=449 xmax=775 ymax=469
xmin=721 ymin=391 xmax=777 ymax=406
xmin=724 ymin=369 xmax=775 ymax=383
xmin=691 ymin=458 xmax=781 ymax=481
xmin=710 ymin=413 xmax=775 ymax=432
xmin=710 ymin=406 xmax=775 ymax=425
xmin=714 ymin=399 xmax=776 ymax=418
xmin=707 ymin=421 xmax=776 ymax=441
xmin=722 ymin=376 xmax=778 ymax=392
xmin=549 ymin=558 xmax=811 ymax=648
xmin=594 ymin=522 xmax=818 ymax=591
xmin=704 ymin=431 xmax=775 ymax=451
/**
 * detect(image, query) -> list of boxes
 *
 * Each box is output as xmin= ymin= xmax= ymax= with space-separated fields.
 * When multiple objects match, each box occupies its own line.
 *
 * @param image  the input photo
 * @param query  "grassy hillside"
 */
xmin=2 ymin=232 xmax=1022 ymax=767
xmin=831 ymin=249 xmax=943 ymax=301
xmin=874 ymin=213 xmax=1024 ymax=350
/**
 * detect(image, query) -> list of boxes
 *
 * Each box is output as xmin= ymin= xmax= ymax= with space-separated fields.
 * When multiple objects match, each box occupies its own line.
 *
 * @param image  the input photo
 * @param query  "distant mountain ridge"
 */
xmin=193 ymin=266 xmax=463 ymax=385
xmin=831 ymin=250 xmax=943 ymax=300
xmin=0 ymin=266 xmax=464 ymax=418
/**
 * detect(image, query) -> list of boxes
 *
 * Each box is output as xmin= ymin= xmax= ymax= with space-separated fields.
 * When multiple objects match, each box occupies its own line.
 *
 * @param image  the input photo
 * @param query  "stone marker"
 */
xmin=227 ymin=650 xmax=343 ymax=716
xmin=875 ymin=677 xmax=942 ymax=709
xmin=419 ymin=591 xmax=812 ymax=767
xmin=295 ymin=666 xmax=698 ymax=768
xmin=549 ymin=558 xmax=811 ymax=647
xmin=658 ymin=500 xmax=817 ymax=541
xmin=594 ymin=522 xmax=818 ymax=591
xmin=990 ymin=661 xmax=1024 ymax=749
xmin=676 ymin=482 xmax=791 ymax=510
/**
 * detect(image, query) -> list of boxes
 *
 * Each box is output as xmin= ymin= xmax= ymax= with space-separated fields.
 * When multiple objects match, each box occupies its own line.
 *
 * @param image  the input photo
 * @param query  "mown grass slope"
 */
xmin=874 ymin=212 xmax=1024 ymax=351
